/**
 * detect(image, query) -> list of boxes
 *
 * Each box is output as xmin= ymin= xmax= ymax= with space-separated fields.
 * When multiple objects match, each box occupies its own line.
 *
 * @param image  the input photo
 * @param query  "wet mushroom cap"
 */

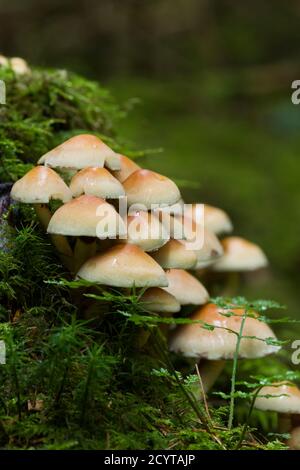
xmin=123 ymin=169 xmax=181 ymax=209
xmin=140 ymin=287 xmax=180 ymax=313
xmin=38 ymin=134 xmax=114 ymax=170
xmin=111 ymin=155 xmax=141 ymax=183
xmin=10 ymin=166 xmax=72 ymax=203
xmin=47 ymin=195 xmax=126 ymax=238
xmin=180 ymin=224 xmax=223 ymax=269
xmin=254 ymin=383 xmax=300 ymax=414
xmin=151 ymin=239 xmax=197 ymax=269
xmin=77 ymin=243 xmax=168 ymax=288
xmin=69 ymin=167 xmax=125 ymax=199
xmin=169 ymin=303 xmax=280 ymax=359
xmin=213 ymin=236 xmax=268 ymax=272
xmin=124 ymin=210 xmax=169 ymax=252
xmin=163 ymin=269 xmax=209 ymax=306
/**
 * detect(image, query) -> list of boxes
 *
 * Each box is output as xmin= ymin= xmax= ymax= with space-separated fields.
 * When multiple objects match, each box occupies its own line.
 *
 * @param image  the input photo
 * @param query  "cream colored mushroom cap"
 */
xmin=140 ymin=287 xmax=180 ymax=313
xmin=204 ymin=205 xmax=233 ymax=235
xmin=254 ymin=383 xmax=300 ymax=414
xmin=123 ymin=169 xmax=181 ymax=209
xmin=38 ymin=134 xmax=114 ymax=170
xmin=69 ymin=167 xmax=125 ymax=199
xmin=47 ymin=195 xmax=126 ymax=238
xmin=163 ymin=269 xmax=209 ymax=306
xmin=10 ymin=57 xmax=30 ymax=75
xmin=11 ymin=166 xmax=72 ymax=203
xmin=179 ymin=224 xmax=223 ymax=269
xmin=151 ymin=239 xmax=197 ymax=269
xmin=169 ymin=303 xmax=280 ymax=360
xmin=111 ymin=155 xmax=141 ymax=183
xmin=287 ymin=426 xmax=300 ymax=449
xmin=124 ymin=210 xmax=169 ymax=252
xmin=77 ymin=244 xmax=168 ymax=288
xmin=213 ymin=236 xmax=268 ymax=272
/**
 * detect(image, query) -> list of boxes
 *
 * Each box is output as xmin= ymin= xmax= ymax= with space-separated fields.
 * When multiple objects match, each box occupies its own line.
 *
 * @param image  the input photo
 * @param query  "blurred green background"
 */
xmin=0 ymin=0 xmax=299 ymax=313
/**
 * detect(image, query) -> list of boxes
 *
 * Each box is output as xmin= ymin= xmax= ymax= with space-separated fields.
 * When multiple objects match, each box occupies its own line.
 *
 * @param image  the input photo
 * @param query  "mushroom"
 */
xmin=140 ymin=287 xmax=180 ymax=314
xmin=163 ymin=269 xmax=209 ymax=306
xmin=123 ymin=169 xmax=181 ymax=209
xmin=180 ymin=225 xmax=224 ymax=269
xmin=38 ymin=134 xmax=116 ymax=173
xmin=111 ymin=155 xmax=141 ymax=182
xmin=169 ymin=303 xmax=280 ymax=393
xmin=10 ymin=166 xmax=73 ymax=268
xmin=184 ymin=203 xmax=233 ymax=236
xmin=212 ymin=236 xmax=268 ymax=295
xmin=77 ymin=244 xmax=168 ymax=288
xmin=69 ymin=167 xmax=125 ymax=199
xmin=10 ymin=57 xmax=31 ymax=75
xmin=47 ymin=195 xmax=126 ymax=271
xmin=151 ymin=239 xmax=197 ymax=269
xmin=124 ymin=210 xmax=169 ymax=252
xmin=254 ymin=383 xmax=300 ymax=435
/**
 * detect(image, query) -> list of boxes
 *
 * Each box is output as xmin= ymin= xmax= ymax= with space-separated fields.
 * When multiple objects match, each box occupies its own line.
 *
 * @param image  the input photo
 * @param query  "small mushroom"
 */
xmin=254 ymin=383 xmax=300 ymax=436
xmin=169 ymin=303 xmax=280 ymax=393
xmin=140 ymin=287 xmax=180 ymax=314
xmin=124 ymin=210 xmax=169 ymax=252
xmin=163 ymin=269 xmax=209 ymax=306
xmin=123 ymin=169 xmax=181 ymax=209
xmin=10 ymin=166 xmax=73 ymax=268
xmin=69 ymin=167 xmax=125 ymax=199
xmin=180 ymin=225 xmax=223 ymax=269
xmin=77 ymin=244 xmax=168 ymax=288
xmin=183 ymin=203 xmax=233 ymax=236
xmin=10 ymin=57 xmax=31 ymax=75
xmin=111 ymin=155 xmax=141 ymax=182
xmin=151 ymin=239 xmax=197 ymax=269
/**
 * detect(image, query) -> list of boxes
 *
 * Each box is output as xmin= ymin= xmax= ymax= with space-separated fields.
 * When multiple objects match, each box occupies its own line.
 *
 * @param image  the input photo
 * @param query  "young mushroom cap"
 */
xmin=77 ymin=243 xmax=168 ymax=288
xmin=180 ymin=224 xmax=223 ymax=269
xmin=140 ymin=287 xmax=180 ymax=313
xmin=204 ymin=204 xmax=233 ymax=235
xmin=151 ymin=239 xmax=197 ymax=269
xmin=11 ymin=166 xmax=72 ymax=203
xmin=47 ymin=195 xmax=126 ymax=238
xmin=38 ymin=134 xmax=114 ymax=170
xmin=163 ymin=269 xmax=209 ymax=306
xmin=254 ymin=383 xmax=300 ymax=414
xmin=69 ymin=167 xmax=125 ymax=199
xmin=123 ymin=169 xmax=181 ymax=209
xmin=169 ymin=303 xmax=280 ymax=359
xmin=10 ymin=57 xmax=30 ymax=75
xmin=124 ymin=210 xmax=169 ymax=252
xmin=212 ymin=236 xmax=268 ymax=272
xmin=111 ymin=155 xmax=141 ymax=183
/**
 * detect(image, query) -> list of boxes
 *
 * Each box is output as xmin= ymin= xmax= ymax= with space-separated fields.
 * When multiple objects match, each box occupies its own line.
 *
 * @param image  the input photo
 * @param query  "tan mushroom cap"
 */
xmin=212 ymin=236 xmax=268 ymax=272
xmin=180 ymin=223 xmax=223 ymax=269
xmin=11 ymin=166 xmax=72 ymax=203
xmin=254 ymin=383 xmax=300 ymax=415
xmin=77 ymin=244 xmax=168 ymax=288
xmin=287 ymin=426 xmax=300 ymax=450
xmin=104 ymin=152 xmax=121 ymax=171
xmin=47 ymin=195 xmax=126 ymax=238
xmin=10 ymin=57 xmax=30 ymax=75
xmin=151 ymin=239 xmax=197 ymax=269
xmin=123 ymin=169 xmax=181 ymax=209
xmin=111 ymin=155 xmax=141 ymax=183
xmin=163 ymin=269 xmax=209 ymax=306
xmin=69 ymin=167 xmax=125 ymax=199
xmin=204 ymin=205 xmax=233 ymax=235
xmin=169 ymin=303 xmax=280 ymax=360
xmin=38 ymin=134 xmax=115 ymax=170
xmin=157 ymin=198 xmax=185 ymax=216
xmin=124 ymin=210 xmax=169 ymax=252
xmin=140 ymin=287 xmax=180 ymax=313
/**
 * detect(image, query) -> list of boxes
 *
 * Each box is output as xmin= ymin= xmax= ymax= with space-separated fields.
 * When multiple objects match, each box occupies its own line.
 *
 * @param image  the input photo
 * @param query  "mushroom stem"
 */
xmin=33 ymin=203 xmax=73 ymax=271
xmin=222 ymin=272 xmax=239 ymax=296
xmin=278 ymin=413 xmax=292 ymax=434
xmin=74 ymin=237 xmax=97 ymax=273
xmin=196 ymin=359 xmax=226 ymax=394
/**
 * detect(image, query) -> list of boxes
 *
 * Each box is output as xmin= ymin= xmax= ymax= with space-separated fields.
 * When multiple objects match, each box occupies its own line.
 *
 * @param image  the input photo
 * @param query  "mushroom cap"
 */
xmin=204 ymin=205 xmax=233 ymax=235
xmin=69 ymin=167 xmax=125 ymax=199
xmin=179 ymin=223 xmax=223 ymax=269
xmin=111 ymin=155 xmax=141 ymax=182
xmin=163 ymin=269 xmax=209 ymax=306
xmin=157 ymin=198 xmax=185 ymax=216
xmin=169 ymin=303 xmax=280 ymax=360
xmin=125 ymin=210 xmax=169 ymax=252
xmin=140 ymin=287 xmax=180 ymax=313
xmin=47 ymin=195 xmax=126 ymax=238
xmin=123 ymin=169 xmax=181 ymax=209
xmin=254 ymin=383 xmax=300 ymax=415
xmin=151 ymin=239 xmax=197 ymax=269
xmin=77 ymin=244 xmax=168 ymax=288
xmin=38 ymin=134 xmax=114 ymax=170
xmin=287 ymin=426 xmax=300 ymax=449
xmin=212 ymin=236 xmax=268 ymax=272
xmin=104 ymin=152 xmax=121 ymax=171
xmin=10 ymin=57 xmax=30 ymax=75
xmin=11 ymin=166 xmax=72 ymax=203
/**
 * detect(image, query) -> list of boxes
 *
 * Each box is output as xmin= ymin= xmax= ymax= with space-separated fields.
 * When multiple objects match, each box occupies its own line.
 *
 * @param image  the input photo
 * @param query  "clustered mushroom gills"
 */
xmin=10 ymin=132 xmax=275 ymax=401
